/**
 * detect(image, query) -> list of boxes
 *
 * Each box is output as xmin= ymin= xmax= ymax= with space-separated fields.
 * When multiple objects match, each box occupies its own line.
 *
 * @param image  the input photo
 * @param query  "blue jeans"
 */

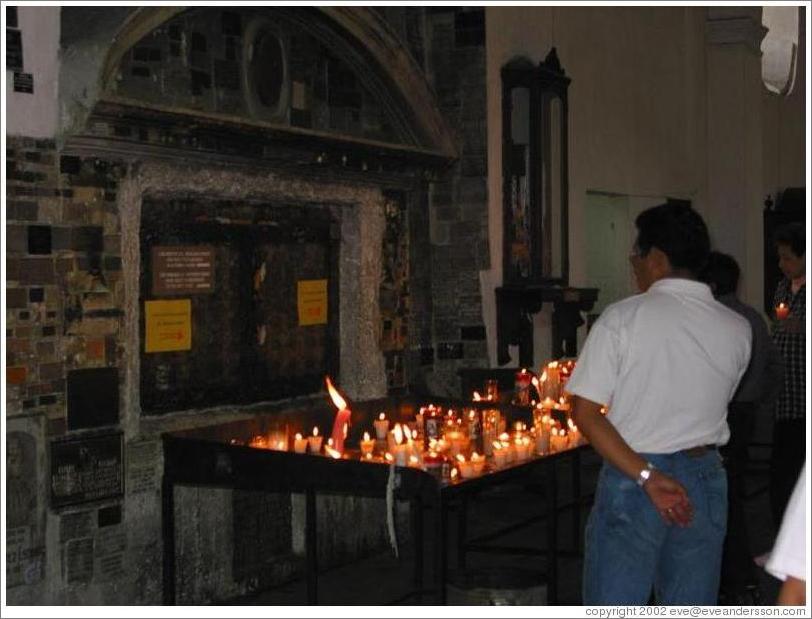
xmin=583 ymin=450 xmax=727 ymax=605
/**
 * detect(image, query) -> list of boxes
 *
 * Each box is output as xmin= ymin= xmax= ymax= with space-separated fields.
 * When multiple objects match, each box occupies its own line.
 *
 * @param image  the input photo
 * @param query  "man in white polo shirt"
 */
xmin=567 ymin=203 xmax=751 ymax=605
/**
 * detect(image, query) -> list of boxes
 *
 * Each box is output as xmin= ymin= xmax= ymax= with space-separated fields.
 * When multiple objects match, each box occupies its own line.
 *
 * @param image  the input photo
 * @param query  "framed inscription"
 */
xmin=152 ymin=245 xmax=214 ymax=296
xmin=50 ymin=433 xmax=124 ymax=508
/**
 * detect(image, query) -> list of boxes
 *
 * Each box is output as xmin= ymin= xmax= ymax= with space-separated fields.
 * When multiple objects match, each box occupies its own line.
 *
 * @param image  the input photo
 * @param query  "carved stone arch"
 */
xmin=96 ymin=6 xmax=456 ymax=159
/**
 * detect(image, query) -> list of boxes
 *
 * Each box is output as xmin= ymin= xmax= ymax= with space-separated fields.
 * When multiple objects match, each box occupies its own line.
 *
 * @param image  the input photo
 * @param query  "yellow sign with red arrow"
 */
xmin=145 ymin=299 xmax=192 ymax=353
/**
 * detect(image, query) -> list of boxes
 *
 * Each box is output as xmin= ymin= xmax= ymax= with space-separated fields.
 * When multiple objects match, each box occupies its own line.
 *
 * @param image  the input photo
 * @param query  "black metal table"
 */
xmin=160 ymin=403 xmax=591 ymax=605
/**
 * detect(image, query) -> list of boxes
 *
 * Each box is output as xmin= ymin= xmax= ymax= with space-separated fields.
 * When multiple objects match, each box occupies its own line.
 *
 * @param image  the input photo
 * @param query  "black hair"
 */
xmin=700 ymin=251 xmax=740 ymax=297
xmin=774 ymin=222 xmax=805 ymax=257
xmin=634 ymin=203 xmax=710 ymax=276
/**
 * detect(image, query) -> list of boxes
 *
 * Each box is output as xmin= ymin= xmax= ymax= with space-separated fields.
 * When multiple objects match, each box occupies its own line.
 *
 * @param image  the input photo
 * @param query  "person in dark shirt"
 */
xmin=701 ymin=251 xmax=784 ymax=604
xmin=769 ymin=223 xmax=805 ymax=529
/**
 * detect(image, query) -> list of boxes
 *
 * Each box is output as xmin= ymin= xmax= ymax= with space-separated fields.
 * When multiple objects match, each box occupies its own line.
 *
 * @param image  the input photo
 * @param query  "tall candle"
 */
xmin=294 ymin=433 xmax=308 ymax=454
xmin=374 ymin=413 xmax=390 ymax=440
xmin=325 ymin=376 xmax=351 ymax=454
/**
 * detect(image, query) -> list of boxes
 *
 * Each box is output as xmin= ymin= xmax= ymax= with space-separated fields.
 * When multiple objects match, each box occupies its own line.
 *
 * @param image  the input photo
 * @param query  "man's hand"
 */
xmin=644 ymin=469 xmax=694 ymax=527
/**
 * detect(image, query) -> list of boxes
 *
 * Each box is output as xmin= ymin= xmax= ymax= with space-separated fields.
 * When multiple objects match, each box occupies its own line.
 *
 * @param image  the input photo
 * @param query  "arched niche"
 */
xmin=61 ymin=6 xmax=456 ymax=164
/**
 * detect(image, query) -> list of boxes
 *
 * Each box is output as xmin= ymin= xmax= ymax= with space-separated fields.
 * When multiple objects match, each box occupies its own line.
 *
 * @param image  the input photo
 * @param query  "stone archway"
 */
xmin=83 ymin=6 xmax=456 ymax=159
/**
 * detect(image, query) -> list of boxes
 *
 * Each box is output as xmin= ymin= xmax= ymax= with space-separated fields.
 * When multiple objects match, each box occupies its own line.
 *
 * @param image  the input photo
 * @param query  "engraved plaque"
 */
xmin=50 ymin=433 xmax=124 ymax=508
xmin=152 ymin=245 xmax=214 ymax=295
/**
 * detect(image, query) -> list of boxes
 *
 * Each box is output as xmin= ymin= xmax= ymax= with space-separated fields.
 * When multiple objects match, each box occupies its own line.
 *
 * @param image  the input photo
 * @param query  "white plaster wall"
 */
xmin=5 ymin=6 xmax=60 ymax=138
xmin=484 ymin=6 xmax=708 ymax=366
xmin=762 ymin=8 xmax=807 ymax=198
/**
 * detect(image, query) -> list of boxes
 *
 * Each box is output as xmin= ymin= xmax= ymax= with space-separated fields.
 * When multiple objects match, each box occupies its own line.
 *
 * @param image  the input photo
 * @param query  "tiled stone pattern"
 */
xmin=424 ymin=8 xmax=490 ymax=395
xmin=6 ymin=138 xmax=124 ymax=426
xmin=112 ymin=7 xmax=406 ymax=146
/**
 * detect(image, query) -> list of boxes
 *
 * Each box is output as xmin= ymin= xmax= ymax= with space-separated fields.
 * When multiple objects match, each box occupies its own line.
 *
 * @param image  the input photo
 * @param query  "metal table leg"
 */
xmin=412 ymin=497 xmax=424 ymax=602
xmin=457 ymin=496 xmax=468 ymax=571
xmin=306 ymin=487 xmax=318 ymax=604
xmin=572 ymin=450 xmax=582 ymax=553
xmin=546 ymin=462 xmax=559 ymax=604
xmin=162 ymin=477 xmax=176 ymax=605
xmin=433 ymin=496 xmax=448 ymax=604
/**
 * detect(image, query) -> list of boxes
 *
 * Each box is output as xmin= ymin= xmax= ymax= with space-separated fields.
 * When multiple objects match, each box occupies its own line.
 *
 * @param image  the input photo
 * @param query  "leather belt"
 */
xmin=681 ymin=444 xmax=717 ymax=458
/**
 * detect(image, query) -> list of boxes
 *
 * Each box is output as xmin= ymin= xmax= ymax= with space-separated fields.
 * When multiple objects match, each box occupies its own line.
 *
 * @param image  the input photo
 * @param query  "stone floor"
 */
xmin=230 ymin=445 xmax=785 ymax=606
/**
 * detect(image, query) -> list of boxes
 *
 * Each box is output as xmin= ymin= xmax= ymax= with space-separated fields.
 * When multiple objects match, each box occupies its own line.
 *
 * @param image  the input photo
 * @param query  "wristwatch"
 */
xmin=636 ymin=462 xmax=656 ymax=487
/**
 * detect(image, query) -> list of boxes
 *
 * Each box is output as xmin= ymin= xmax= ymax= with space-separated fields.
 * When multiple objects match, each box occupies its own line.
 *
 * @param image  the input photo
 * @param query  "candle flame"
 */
xmin=492 ymin=440 xmax=503 ymax=450
xmin=456 ymin=454 xmax=466 ymax=463
xmin=393 ymin=423 xmax=403 ymax=445
xmin=409 ymin=455 xmax=419 ymax=466
xmin=327 ymin=438 xmax=334 ymax=446
xmin=324 ymin=445 xmax=342 ymax=459
xmin=379 ymin=412 xmax=386 ymax=421
xmin=473 ymin=391 xmax=482 ymax=401
xmin=312 ymin=427 xmax=319 ymax=437
xmin=295 ymin=433 xmax=303 ymax=440
xmin=365 ymin=453 xmax=373 ymax=460
xmin=324 ymin=376 xmax=348 ymax=411
xmin=450 ymin=468 xmax=459 ymax=480
xmin=499 ymin=432 xmax=510 ymax=441
xmin=384 ymin=452 xmax=394 ymax=462
xmin=363 ymin=431 xmax=371 ymax=442
xmin=471 ymin=452 xmax=482 ymax=461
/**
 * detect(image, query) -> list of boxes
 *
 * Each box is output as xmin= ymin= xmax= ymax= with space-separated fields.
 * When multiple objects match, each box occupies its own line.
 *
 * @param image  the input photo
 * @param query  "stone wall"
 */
xmin=423 ymin=8 xmax=490 ymax=395
xmin=5 ymin=5 xmax=489 ymax=605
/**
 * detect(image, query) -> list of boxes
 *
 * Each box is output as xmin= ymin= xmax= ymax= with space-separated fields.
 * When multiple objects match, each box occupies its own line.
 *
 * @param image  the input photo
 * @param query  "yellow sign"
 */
xmin=297 ymin=279 xmax=328 ymax=326
xmin=145 ymin=299 xmax=192 ymax=353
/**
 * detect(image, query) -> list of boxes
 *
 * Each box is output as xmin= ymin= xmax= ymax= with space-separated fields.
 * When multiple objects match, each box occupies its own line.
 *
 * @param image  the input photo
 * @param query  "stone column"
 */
xmin=705 ymin=7 xmax=768 ymax=306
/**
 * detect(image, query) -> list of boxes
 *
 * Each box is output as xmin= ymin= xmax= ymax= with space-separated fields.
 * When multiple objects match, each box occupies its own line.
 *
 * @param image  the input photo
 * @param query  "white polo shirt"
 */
xmin=767 ymin=462 xmax=807 ymax=582
xmin=566 ymin=278 xmax=751 ymax=454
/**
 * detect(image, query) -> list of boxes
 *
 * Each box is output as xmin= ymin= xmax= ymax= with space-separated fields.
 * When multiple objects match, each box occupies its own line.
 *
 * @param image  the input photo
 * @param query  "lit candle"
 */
xmin=308 ymin=427 xmax=323 ymax=454
xmin=492 ymin=441 xmax=507 ymax=467
xmin=517 ymin=436 xmax=532 ymax=460
xmin=374 ymin=412 xmax=390 ymax=440
xmin=514 ymin=368 xmax=534 ymax=406
xmin=470 ymin=452 xmax=486 ymax=476
xmin=445 ymin=429 xmax=465 ymax=457
xmin=545 ymin=362 xmax=561 ymax=400
xmin=423 ymin=451 xmax=444 ymax=476
xmin=360 ymin=431 xmax=375 ymax=457
xmin=550 ymin=427 xmax=568 ymax=452
xmin=293 ymin=433 xmax=308 ymax=454
xmin=456 ymin=454 xmax=474 ymax=479
xmin=567 ymin=419 xmax=583 ymax=447
xmin=535 ymin=423 xmax=551 ymax=455
xmin=776 ymin=302 xmax=790 ymax=321
xmin=392 ymin=424 xmax=408 ymax=466
xmin=325 ymin=376 xmax=351 ymax=454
